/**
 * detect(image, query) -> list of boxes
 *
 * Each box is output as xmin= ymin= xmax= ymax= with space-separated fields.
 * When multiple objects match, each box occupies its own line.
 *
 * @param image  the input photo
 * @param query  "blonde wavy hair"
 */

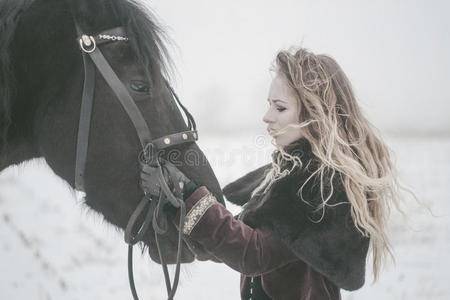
xmin=251 ymin=47 xmax=413 ymax=282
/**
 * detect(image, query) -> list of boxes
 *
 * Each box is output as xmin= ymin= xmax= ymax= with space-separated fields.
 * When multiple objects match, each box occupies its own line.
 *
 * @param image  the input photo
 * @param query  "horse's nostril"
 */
xmin=130 ymin=80 xmax=150 ymax=94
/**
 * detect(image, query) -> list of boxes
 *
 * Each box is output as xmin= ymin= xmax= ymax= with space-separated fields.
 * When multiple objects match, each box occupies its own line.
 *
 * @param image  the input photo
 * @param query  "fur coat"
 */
xmin=222 ymin=138 xmax=370 ymax=291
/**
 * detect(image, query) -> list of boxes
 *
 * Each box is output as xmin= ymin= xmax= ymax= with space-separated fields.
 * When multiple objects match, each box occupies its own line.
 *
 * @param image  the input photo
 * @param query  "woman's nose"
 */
xmin=263 ymin=109 xmax=274 ymax=124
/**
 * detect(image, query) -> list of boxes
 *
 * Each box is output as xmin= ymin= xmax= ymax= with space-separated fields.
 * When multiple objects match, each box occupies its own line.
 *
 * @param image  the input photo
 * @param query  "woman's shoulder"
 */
xmin=222 ymin=163 xmax=272 ymax=206
xmin=274 ymin=143 xmax=346 ymax=200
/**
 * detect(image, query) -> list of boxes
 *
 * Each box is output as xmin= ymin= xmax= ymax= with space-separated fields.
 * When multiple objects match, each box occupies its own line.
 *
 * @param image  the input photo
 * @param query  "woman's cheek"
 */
xmin=276 ymin=126 xmax=302 ymax=146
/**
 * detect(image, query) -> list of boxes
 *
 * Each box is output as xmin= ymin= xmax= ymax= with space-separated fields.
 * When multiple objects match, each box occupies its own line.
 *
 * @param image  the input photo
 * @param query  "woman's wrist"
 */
xmin=183 ymin=180 xmax=199 ymax=201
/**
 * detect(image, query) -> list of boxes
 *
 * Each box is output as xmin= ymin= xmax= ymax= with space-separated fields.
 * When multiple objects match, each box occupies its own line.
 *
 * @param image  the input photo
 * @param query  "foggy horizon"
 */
xmin=147 ymin=0 xmax=450 ymax=137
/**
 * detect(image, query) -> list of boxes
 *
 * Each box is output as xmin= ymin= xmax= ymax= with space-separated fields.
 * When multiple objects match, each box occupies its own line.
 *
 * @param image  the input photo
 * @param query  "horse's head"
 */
xmin=2 ymin=0 xmax=223 ymax=263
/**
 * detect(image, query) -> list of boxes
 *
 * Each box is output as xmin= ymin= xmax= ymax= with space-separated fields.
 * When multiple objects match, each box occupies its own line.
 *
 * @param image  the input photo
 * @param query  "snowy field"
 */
xmin=0 ymin=134 xmax=448 ymax=300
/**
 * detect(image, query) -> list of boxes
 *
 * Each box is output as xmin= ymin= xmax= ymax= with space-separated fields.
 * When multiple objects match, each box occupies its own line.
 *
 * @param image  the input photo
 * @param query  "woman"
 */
xmin=153 ymin=48 xmax=402 ymax=299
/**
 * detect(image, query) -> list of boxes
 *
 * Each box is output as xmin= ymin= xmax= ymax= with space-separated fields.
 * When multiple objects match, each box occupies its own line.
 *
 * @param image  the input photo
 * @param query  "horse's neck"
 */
xmin=1 ymin=136 xmax=38 ymax=171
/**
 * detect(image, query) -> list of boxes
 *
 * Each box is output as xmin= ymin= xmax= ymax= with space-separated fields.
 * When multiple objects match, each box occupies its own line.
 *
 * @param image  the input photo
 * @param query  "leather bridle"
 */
xmin=74 ymin=23 xmax=197 ymax=300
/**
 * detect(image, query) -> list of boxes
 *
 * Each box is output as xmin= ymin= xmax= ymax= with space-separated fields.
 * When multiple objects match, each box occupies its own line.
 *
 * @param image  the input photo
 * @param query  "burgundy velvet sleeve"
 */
xmin=174 ymin=186 xmax=298 ymax=276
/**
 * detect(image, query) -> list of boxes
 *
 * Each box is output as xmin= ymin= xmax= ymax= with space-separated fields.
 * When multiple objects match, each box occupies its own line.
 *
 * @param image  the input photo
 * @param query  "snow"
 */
xmin=0 ymin=135 xmax=449 ymax=299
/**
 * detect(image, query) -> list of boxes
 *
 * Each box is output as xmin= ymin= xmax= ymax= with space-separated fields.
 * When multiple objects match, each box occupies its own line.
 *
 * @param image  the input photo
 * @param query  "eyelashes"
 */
xmin=130 ymin=80 xmax=150 ymax=94
xmin=267 ymin=102 xmax=287 ymax=112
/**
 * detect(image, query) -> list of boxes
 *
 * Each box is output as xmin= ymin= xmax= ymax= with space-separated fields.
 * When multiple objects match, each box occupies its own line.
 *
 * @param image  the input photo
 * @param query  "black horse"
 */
xmin=0 ymin=0 xmax=224 ymax=274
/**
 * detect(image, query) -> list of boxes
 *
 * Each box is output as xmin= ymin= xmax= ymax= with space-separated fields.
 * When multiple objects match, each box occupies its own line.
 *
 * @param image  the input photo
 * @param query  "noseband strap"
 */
xmin=74 ymin=23 xmax=196 ymax=300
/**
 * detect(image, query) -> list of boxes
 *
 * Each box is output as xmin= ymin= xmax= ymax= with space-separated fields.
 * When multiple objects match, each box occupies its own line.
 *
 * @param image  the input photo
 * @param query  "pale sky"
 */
xmin=148 ymin=0 xmax=450 ymax=137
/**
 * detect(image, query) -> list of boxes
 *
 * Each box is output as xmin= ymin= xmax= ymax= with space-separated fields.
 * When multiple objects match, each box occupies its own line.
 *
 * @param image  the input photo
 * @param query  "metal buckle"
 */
xmin=79 ymin=35 xmax=96 ymax=53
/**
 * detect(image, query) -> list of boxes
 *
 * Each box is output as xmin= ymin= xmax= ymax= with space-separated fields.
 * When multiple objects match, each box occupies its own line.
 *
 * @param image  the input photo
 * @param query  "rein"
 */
xmin=73 ymin=23 xmax=196 ymax=300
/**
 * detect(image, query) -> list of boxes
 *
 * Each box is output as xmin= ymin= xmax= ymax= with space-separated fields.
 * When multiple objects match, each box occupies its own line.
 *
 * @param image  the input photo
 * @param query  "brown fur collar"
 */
xmin=222 ymin=138 xmax=369 ymax=291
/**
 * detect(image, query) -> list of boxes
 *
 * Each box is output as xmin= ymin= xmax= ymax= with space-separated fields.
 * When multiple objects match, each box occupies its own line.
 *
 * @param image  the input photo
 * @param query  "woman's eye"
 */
xmin=276 ymin=107 xmax=286 ymax=112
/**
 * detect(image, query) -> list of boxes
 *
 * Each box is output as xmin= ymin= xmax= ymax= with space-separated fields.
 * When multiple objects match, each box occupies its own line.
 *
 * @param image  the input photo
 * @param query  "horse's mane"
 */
xmin=0 ymin=0 xmax=173 ymax=165
xmin=0 ymin=0 xmax=34 ymax=164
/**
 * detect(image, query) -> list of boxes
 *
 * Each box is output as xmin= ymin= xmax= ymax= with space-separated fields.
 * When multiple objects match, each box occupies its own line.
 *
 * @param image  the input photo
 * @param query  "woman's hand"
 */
xmin=161 ymin=160 xmax=198 ymax=200
xmin=140 ymin=159 xmax=198 ymax=202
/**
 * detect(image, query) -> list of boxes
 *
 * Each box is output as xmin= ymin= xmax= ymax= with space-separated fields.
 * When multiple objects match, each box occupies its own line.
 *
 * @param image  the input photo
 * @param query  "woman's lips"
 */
xmin=267 ymin=128 xmax=277 ymax=136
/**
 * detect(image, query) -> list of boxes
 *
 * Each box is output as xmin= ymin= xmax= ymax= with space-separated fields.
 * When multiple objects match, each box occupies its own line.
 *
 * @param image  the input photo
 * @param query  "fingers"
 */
xmin=140 ymin=160 xmax=189 ymax=201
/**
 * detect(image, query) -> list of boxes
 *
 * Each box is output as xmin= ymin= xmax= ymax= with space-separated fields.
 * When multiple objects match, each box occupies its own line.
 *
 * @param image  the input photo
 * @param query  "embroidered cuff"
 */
xmin=183 ymin=193 xmax=217 ymax=235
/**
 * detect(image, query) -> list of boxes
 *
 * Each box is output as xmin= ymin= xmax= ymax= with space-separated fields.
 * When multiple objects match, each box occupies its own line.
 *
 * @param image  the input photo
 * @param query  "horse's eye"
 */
xmin=130 ymin=80 xmax=150 ymax=94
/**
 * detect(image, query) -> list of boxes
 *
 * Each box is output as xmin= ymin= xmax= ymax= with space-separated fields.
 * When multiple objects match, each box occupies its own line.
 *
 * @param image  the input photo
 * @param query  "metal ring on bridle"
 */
xmin=79 ymin=34 xmax=96 ymax=53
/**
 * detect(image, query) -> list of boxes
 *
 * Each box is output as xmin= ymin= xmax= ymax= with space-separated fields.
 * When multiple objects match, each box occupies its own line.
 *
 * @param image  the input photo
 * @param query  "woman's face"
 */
xmin=263 ymin=75 xmax=303 ymax=147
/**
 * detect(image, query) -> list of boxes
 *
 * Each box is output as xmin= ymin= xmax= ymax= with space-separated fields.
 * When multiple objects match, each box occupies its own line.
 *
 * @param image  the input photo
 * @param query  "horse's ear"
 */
xmin=0 ymin=0 xmax=32 ymax=161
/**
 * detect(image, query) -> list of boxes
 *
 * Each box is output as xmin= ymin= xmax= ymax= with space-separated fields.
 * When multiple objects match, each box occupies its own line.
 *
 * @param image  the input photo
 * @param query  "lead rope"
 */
xmin=154 ymin=195 xmax=186 ymax=299
xmin=125 ymin=143 xmax=187 ymax=300
xmin=124 ymin=173 xmax=187 ymax=300
xmin=125 ymin=197 xmax=154 ymax=299
xmin=152 ymin=157 xmax=187 ymax=299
